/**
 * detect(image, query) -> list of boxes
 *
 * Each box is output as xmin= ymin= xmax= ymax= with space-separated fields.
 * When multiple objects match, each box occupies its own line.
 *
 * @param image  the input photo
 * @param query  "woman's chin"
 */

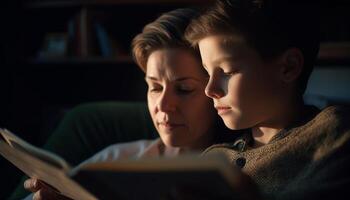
xmin=161 ymin=136 xmax=185 ymax=148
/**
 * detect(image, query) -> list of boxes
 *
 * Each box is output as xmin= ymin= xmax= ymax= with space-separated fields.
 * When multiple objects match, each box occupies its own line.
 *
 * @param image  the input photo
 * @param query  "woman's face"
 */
xmin=146 ymin=48 xmax=216 ymax=150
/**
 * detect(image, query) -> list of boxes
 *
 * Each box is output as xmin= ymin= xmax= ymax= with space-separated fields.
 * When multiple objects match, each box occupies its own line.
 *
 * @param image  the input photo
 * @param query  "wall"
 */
xmin=304 ymin=66 xmax=350 ymax=108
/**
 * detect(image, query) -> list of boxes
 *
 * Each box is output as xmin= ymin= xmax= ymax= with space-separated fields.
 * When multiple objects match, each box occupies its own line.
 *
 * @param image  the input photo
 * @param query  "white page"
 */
xmin=0 ymin=128 xmax=70 ymax=171
xmin=0 ymin=140 xmax=97 ymax=200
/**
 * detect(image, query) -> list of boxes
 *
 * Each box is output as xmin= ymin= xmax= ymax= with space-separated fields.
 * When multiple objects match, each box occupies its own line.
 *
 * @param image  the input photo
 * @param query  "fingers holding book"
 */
xmin=24 ymin=178 xmax=73 ymax=200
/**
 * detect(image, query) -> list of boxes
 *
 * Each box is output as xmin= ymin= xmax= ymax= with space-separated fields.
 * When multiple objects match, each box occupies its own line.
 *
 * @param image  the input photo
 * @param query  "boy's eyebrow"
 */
xmin=145 ymin=76 xmax=159 ymax=81
xmin=211 ymin=56 xmax=235 ymax=66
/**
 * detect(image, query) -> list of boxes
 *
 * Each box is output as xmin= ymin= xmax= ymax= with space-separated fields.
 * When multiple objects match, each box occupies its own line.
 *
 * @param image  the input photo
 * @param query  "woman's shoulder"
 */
xmin=104 ymin=139 xmax=160 ymax=152
xmin=80 ymin=138 xmax=161 ymax=165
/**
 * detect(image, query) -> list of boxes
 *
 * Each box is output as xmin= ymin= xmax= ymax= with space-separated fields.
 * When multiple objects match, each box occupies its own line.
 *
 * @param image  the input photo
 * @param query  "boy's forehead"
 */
xmin=220 ymin=34 xmax=246 ymax=49
xmin=199 ymin=34 xmax=250 ymax=60
xmin=201 ymin=34 xmax=247 ymax=50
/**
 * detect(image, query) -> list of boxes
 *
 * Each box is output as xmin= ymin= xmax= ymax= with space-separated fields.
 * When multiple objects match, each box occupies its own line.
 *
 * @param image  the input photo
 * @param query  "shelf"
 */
xmin=317 ymin=42 xmax=350 ymax=66
xmin=25 ymin=0 xmax=213 ymax=8
xmin=28 ymin=55 xmax=134 ymax=65
xmin=26 ymin=42 xmax=350 ymax=66
xmin=318 ymin=42 xmax=350 ymax=60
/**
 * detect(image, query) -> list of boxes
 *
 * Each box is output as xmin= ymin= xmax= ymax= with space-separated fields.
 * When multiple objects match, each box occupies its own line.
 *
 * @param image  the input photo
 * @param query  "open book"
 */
xmin=0 ymin=128 xmax=239 ymax=200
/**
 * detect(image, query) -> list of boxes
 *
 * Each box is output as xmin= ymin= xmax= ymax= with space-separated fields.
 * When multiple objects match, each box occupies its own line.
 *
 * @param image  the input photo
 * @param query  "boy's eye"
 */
xmin=148 ymin=85 xmax=163 ymax=93
xmin=223 ymin=71 xmax=236 ymax=76
xmin=223 ymin=69 xmax=239 ymax=76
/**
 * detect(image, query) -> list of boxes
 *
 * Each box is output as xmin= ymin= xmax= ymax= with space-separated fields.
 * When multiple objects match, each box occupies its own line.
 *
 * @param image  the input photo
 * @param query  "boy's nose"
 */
xmin=205 ymin=75 xmax=225 ymax=99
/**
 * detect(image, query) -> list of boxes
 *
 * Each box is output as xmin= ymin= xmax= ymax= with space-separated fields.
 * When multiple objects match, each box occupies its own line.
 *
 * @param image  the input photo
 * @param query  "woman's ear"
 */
xmin=279 ymin=48 xmax=304 ymax=83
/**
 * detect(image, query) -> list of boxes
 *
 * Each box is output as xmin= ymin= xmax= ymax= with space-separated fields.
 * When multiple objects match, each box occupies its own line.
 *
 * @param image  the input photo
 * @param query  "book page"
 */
xmin=0 ymin=140 xmax=97 ymax=200
xmin=0 ymin=128 xmax=70 ymax=171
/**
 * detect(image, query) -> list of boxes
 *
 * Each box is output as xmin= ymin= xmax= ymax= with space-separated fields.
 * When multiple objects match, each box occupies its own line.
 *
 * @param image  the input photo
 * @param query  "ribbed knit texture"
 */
xmin=203 ymin=106 xmax=350 ymax=200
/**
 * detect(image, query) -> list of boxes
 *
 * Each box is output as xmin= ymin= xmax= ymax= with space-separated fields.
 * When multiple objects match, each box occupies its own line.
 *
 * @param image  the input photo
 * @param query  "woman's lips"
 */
xmin=158 ymin=122 xmax=185 ymax=130
xmin=215 ymin=106 xmax=232 ymax=115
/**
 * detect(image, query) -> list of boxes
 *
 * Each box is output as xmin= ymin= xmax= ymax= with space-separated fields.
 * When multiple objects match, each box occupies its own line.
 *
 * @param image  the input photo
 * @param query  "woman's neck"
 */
xmin=179 ymin=132 xmax=215 ymax=154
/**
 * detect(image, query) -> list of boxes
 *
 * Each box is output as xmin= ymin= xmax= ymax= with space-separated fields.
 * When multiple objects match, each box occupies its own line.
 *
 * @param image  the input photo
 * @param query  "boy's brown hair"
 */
xmin=185 ymin=0 xmax=320 ymax=95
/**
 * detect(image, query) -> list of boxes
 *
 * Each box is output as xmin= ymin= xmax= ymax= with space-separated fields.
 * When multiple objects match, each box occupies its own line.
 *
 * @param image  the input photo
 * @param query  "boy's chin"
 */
xmin=222 ymin=118 xmax=249 ymax=130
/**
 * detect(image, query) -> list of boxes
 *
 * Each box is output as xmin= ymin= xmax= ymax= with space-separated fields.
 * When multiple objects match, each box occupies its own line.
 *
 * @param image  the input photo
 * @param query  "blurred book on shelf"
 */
xmin=37 ymin=33 xmax=68 ymax=58
xmin=36 ymin=9 xmax=127 ymax=61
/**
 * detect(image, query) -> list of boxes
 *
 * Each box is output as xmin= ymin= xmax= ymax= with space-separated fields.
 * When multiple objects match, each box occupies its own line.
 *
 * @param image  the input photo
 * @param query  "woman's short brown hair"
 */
xmin=132 ymin=8 xmax=199 ymax=72
xmin=185 ymin=0 xmax=320 ymax=95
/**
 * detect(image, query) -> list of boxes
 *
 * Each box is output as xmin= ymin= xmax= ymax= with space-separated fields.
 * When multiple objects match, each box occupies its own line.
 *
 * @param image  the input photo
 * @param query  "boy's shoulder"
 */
xmin=311 ymin=105 xmax=350 ymax=130
xmin=304 ymin=105 xmax=350 ymax=149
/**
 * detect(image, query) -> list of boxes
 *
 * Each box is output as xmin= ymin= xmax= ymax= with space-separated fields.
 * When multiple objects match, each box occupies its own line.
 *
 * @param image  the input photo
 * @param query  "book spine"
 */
xmin=79 ymin=7 xmax=89 ymax=57
xmin=94 ymin=22 xmax=113 ymax=57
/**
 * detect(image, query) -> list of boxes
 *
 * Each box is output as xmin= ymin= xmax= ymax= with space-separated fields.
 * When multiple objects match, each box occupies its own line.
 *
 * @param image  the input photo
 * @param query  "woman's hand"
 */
xmin=24 ymin=178 xmax=73 ymax=200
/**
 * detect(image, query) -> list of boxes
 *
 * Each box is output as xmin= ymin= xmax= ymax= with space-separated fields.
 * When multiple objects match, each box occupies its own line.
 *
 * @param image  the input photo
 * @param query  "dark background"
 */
xmin=1 ymin=0 xmax=350 ymax=199
xmin=0 ymin=1 xmax=211 ymax=199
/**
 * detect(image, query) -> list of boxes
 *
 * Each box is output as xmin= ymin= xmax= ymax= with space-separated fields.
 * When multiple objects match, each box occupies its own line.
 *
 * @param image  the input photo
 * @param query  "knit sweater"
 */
xmin=203 ymin=106 xmax=350 ymax=200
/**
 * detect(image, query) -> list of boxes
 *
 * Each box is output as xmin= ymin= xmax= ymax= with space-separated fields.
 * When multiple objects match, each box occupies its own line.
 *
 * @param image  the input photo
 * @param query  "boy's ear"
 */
xmin=279 ymin=48 xmax=304 ymax=83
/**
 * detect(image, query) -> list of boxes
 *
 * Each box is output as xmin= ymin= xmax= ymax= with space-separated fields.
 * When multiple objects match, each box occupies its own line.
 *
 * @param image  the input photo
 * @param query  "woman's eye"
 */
xmin=177 ymin=85 xmax=195 ymax=94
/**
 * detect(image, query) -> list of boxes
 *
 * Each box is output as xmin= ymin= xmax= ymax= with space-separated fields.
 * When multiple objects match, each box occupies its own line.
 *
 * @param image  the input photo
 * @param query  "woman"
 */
xmin=23 ymin=8 xmax=232 ymax=200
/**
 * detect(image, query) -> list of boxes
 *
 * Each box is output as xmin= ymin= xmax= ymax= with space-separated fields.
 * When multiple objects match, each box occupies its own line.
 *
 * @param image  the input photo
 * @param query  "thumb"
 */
xmin=24 ymin=178 xmax=41 ymax=192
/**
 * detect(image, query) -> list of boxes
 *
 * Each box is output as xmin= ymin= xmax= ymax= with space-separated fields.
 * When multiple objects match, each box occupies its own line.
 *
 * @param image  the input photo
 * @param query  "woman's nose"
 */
xmin=157 ymin=89 xmax=176 ymax=112
xmin=205 ymin=74 xmax=225 ymax=99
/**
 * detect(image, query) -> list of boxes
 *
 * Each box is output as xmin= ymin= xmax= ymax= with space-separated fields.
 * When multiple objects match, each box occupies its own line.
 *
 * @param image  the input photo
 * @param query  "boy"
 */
xmin=185 ymin=0 xmax=350 ymax=199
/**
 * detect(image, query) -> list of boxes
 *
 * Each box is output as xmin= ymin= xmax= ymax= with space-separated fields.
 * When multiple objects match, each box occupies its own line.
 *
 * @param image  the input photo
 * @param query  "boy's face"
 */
xmin=198 ymin=35 xmax=285 ymax=130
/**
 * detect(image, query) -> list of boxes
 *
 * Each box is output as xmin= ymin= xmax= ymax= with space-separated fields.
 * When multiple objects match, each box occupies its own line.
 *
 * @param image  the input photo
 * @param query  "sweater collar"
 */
xmin=232 ymin=105 xmax=321 ymax=150
xmin=268 ymin=105 xmax=320 ymax=143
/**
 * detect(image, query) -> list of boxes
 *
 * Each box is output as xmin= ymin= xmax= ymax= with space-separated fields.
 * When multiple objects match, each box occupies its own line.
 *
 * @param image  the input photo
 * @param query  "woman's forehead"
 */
xmin=146 ymin=49 xmax=205 ymax=81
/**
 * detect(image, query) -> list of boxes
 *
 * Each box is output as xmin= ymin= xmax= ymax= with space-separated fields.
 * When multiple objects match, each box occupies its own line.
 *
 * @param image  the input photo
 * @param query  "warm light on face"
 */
xmin=199 ymin=35 xmax=284 ymax=130
xmin=145 ymin=48 xmax=216 ymax=149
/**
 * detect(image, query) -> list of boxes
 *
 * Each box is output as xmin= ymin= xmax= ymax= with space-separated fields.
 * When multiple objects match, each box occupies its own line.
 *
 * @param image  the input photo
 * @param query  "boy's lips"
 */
xmin=215 ymin=106 xmax=232 ymax=115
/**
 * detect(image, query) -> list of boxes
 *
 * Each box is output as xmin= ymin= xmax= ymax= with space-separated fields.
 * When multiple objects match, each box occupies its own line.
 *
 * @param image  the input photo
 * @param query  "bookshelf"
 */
xmin=16 ymin=0 xmax=350 ymax=67
xmin=28 ymin=55 xmax=134 ymax=65
xmin=3 ymin=0 xmax=215 ymax=154
xmin=25 ymin=0 xmax=210 ymax=8
xmin=20 ymin=0 xmax=214 ymax=66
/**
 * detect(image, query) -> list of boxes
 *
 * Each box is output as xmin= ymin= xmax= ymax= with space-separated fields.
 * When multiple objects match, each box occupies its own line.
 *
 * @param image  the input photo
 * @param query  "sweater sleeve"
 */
xmin=275 ymin=108 xmax=350 ymax=200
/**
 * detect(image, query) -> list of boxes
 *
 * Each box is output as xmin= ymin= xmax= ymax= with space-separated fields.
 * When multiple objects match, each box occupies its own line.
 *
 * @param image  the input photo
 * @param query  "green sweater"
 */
xmin=203 ymin=106 xmax=350 ymax=200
